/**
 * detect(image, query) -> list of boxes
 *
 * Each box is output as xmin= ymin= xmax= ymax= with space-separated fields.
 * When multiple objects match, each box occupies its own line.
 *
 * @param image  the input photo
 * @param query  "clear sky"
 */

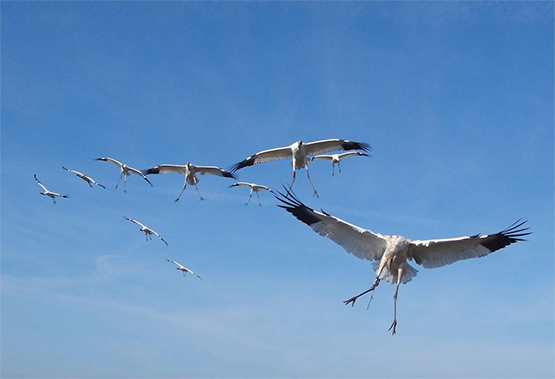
xmin=2 ymin=2 xmax=554 ymax=378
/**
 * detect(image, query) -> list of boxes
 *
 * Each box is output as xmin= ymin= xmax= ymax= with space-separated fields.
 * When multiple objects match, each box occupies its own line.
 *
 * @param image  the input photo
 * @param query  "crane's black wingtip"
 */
xmin=343 ymin=140 xmax=371 ymax=152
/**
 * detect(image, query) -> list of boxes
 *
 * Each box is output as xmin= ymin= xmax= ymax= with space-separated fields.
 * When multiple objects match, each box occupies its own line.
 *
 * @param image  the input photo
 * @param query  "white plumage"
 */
xmin=62 ymin=166 xmax=106 ymax=189
xmin=34 ymin=174 xmax=69 ymax=204
xmin=123 ymin=216 xmax=168 ymax=246
xmin=309 ymin=151 xmax=369 ymax=176
xmin=229 ymin=139 xmax=371 ymax=197
xmin=95 ymin=157 xmax=152 ymax=193
xmin=143 ymin=162 xmax=236 ymax=202
xmin=166 ymin=258 xmax=202 ymax=279
xmin=276 ymin=190 xmax=530 ymax=335
xmin=229 ymin=182 xmax=273 ymax=206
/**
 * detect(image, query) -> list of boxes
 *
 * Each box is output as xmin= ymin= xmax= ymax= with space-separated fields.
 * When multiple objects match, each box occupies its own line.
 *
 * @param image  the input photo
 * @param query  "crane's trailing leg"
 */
xmin=195 ymin=184 xmax=205 ymax=201
xmin=174 ymin=184 xmax=187 ymax=203
xmin=256 ymin=191 xmax=262 ymax=206
xmin=332 ymin=163 xmax=336 ymax=176
xmin=123 ymin=174 xmax=128 ymax=193
xmin=115 ymin=173 xmax=123 ymax=190
xmin=388 ymin=268 xmax=404 ymax=335
xmin=288 ymin=171 xmax=297 ymax=193
xmin=344 ymin=277 xmax=381 ymax=306
xmin=305 ymin=167 xmax=319 ymax=198
xmin=245 ymin=189 xmax=254 ymax=206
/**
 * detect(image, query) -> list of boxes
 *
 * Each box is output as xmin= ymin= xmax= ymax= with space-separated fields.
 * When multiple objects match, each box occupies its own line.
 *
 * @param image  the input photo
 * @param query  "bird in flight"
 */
xmin=309 ymin=151 xmax=369 ymax=176
xmin=229 ymin=182 xmax=273 ymax=206
xmin=166 ymin=258 xmax=202 ymax=279
xmin=62 ymin=166 xmax=106 ymax=189
xmin=229 ymin=139 xmax=370 ymax=198
xmin=123 ymin=216 xmax=168 ymax=246
xmin=276 ymin=189 xmax=530 ymax=335
xmin=95 ymin=157 xmax=152 ymax=193
xmin=143 ymin=162 xmax=236 ymax=202
xmin=34 ymin=174 xmax=69 ymax=204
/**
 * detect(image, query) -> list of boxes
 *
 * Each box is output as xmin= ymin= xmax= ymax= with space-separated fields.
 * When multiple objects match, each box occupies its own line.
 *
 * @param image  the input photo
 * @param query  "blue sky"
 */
xmin=1 ymin=2 xmax=553 ymax=378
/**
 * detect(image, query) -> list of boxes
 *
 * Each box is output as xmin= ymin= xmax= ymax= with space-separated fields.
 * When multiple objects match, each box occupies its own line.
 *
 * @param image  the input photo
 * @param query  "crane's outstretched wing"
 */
xmin=338 ymin=151 xmax=370 ymax=159
xmin=229 ymin=145 xmax=294 ymax=172
xmin=123 ymin=216 xmax=147 ymax=229
xmin=276 ymin=189 xmax=387 ymax=261
xmin=304 ymin=139 xmax=371 ymax=156
xmin=95 ymin=157 xmax=123 ymax=167
xmin=144 ymin=164 xmax=187 ymax=175
xmin=62 ymin=166 xmax=81 ymax=175
xmin=34 ymin=174 xmax=48 ymax=192
xmin=126 ymin=166 xmax=153 ymax=186
xmin=195 ymin=165 xmax=237 ymax=179
xmin=309 ymin=155 xmax=334 ymax=162
xmin=151 ymin=230 xmax=169 ymax=246
xmin=409 ymin=220 xmax=530 ymax=269
xmin=166 ymin=258 xmax=183 ymax=268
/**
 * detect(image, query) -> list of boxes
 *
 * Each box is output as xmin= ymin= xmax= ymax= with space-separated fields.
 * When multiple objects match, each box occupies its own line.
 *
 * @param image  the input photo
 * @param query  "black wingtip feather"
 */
xmin=275 ymin=186 xmax=322 ymax=226
xmin=342 ymin=140 xmax=371 ymax=153
xmin=228 ymin=157 xmax=255 ymax=173
xmin=481 ymin=219 xmax=531 ymax=252
xmin=222 ymin=170 xmax=238 ymax=180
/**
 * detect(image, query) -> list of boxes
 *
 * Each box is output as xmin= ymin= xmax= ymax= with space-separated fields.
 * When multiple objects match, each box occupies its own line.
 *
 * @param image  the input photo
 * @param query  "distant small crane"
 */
xmin=123 ymin=216 xmax=168 ymax=246
xmin=229 ymin=182 xmax=273 ymax=206
xmin=276 ymin=189 xmax=530 ymax=335
xmin=229 ymin=139 xmax=370 ymax=198
xmin=62 ymin=166 xmax=106 ymax=189
xmin=166 ymin=259 xmax=202 ymax=279
xmin=143 ymin=162 xmax=236 ymax=202
xmin=95 ymin=157 xmax=152 ymax=193
xmin=310 ymin=151 xmax=369 ymax=176
xmin=34 ymin=174 xmax=69 ymax=204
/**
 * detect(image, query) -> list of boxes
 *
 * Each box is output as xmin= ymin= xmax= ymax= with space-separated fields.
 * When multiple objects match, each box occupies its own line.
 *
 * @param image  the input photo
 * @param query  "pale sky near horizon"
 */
xmin=2 ymin=2 xmax=554 ymax=378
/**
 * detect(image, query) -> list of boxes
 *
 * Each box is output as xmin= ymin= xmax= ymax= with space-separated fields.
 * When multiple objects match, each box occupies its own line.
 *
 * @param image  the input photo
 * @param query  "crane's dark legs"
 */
xmin=389 ymin=283 xmax=400 ymax=335
xmin=174 ymin=183 xmax=187 ymax=203
xmin=305 ymin=167 xmax=319 ymax=198
xmin=195 ymin=184 xmax=205 ymax=201
xmin=388 ymin=268 xmax=404 ymax=335
xmin=332 ymin=163 xmax=335 ymax=176
xmin=245 ymin=189 xmax=253 ymax=206
xmin=115 ymin=173 xmax=123 ymax=189
xmin=288 ymin=171 xmax=297 ymax=193
xmin=338 ymin=161 xmax=342 ymax=173
xmin=256 ymin=191 xmax=262 ymax=206
xmin=344 ymin=277 xmax=381 ymax=306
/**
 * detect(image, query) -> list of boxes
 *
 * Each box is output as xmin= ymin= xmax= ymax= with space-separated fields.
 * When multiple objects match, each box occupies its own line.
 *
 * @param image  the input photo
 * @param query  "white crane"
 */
xmin=95 ymin=157 xmax=152 ymax=193
xmin=166 ymin=258 xmax=202 ymax=279
xmin=34 ymin=174 xmax=69 ymax=204
xmin=123 ymin=216 xmax=168 ymax=246
xmin=229 ymin=139 xmax=370 ymax=198
xmin=62 ymin=166 xmax=106 ymax=189
xmin=309 ymin=151 xmax=369 ymax=176
xmin=143 ymin=162 xmax=237 ymax=202
xmin=229 ymin=182 xmax=273 ymax=206
xmin=276 ymin=190 xmax=530 ymax=335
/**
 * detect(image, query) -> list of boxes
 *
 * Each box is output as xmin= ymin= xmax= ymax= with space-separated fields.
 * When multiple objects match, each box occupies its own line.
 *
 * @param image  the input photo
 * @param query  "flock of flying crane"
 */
xmin=34 ymin=138 xmax=530 ymax=335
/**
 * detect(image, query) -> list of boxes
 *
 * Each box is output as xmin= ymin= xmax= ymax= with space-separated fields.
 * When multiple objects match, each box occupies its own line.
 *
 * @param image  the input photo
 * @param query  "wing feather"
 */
xmin=229 ymin=146 xmax=293 ymax=172
xmin=304 ymin=139 xmax=371 ymax=156
xmin=96 ymin=157 xmax=123 ymax=167
xmin=276 ymin=189 xmax=387 ymax=261
xmin=144 ymin=164 xmax=187 ymax=175
xmin=409 ymin=220 xmax=530 ymax=269
xmin=194 ymin=165 xmax=237 ymax=179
